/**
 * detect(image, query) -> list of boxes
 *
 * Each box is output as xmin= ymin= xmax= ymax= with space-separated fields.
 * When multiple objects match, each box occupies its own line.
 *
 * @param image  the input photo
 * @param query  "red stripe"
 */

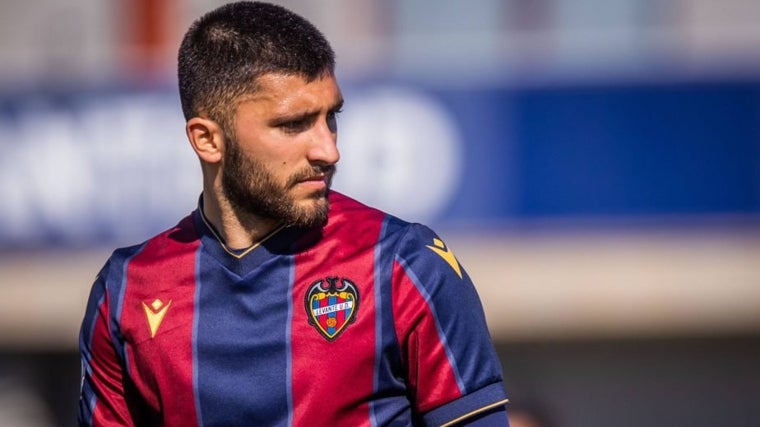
xmin=119 ymin=217 xmax=200 ymax=425
xmin=391 ymin=260 xmax=462 ymax=413
xmin=290 ymin=193 xmax=383 ymax=425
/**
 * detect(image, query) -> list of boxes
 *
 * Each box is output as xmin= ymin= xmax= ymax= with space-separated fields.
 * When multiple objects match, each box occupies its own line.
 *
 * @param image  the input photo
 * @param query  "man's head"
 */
xmin=178 ymin=1 xmax=335 ymax=134
xmin=179 ymin=2 xmax=342 ymax=230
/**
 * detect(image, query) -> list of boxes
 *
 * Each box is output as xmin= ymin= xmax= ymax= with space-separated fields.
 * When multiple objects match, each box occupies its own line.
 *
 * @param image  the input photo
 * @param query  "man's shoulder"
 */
xmin=328 ymin=191 xmax=382 ymax=216
xmin=327 ymin=191 xmax=413 ymax=233
xmin=102 ymin=212 xmax=199 ymax=276
xmin=327 ymin=191 xmax=441 ymax=247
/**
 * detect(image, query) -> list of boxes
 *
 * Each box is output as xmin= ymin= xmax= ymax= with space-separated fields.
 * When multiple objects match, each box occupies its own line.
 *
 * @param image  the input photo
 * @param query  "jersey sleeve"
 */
xmin=79 ymin=259 xmax=146 ymax=426
xmin=390 ymin=224 xmax=509 ymax=426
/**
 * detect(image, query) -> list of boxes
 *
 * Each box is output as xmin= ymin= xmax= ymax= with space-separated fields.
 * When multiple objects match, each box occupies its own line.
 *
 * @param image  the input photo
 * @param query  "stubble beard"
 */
xmin=221 ymin=139 xmax=334 ymax=229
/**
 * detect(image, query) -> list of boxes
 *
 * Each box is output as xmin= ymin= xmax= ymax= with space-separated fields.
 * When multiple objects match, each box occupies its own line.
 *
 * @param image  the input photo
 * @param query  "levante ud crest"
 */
xmin=305 ymin=277 xmax=359 ymax=341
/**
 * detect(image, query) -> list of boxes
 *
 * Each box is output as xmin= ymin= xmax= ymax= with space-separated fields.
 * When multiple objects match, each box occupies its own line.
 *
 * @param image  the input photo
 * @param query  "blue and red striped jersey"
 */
xmin=79 ymin=191 xmax=508 ymax=426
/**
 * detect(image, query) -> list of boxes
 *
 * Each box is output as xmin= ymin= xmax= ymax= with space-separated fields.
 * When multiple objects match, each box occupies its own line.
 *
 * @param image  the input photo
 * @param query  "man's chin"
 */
xmin=289 ymin=197 xmax=330 ymax=228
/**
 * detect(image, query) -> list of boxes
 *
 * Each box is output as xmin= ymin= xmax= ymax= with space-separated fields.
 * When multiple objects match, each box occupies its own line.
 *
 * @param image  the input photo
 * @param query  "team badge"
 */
xmin=305 ymin=277 xmax=359 ymax=341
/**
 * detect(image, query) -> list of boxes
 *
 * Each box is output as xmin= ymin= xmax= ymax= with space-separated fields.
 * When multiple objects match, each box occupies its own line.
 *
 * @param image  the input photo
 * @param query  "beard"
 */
xmin=221 ymin=139 xmax=335 ymax=228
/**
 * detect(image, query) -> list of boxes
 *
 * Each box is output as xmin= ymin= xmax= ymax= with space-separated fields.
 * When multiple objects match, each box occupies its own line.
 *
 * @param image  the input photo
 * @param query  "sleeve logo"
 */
xmin=305 ymin=277 xmax=359 ymax=341
xmin=142 ymin=298 xmax=172 ymax=338
xmin=426 ymin=238 xmax=463 ymax=278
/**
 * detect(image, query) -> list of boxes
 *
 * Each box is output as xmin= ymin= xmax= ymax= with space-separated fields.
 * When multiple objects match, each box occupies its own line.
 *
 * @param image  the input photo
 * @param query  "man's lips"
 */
xmin=294 ymin=174 xmax=328 ymax=189
xmin=289 ymin=166 xmax=335 ymax=188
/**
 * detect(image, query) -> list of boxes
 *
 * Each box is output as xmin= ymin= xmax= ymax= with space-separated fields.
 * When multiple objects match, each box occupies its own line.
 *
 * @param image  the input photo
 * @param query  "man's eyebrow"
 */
xmin=269 ymin=98 xmax=344 ymax=126
xmin=269 ymin=110 xmax=319 ymax=126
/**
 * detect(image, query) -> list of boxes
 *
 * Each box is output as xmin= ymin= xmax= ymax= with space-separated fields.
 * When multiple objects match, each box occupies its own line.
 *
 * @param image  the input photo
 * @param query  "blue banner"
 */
xmin=1 ymin=79 xmax=759 ymax=247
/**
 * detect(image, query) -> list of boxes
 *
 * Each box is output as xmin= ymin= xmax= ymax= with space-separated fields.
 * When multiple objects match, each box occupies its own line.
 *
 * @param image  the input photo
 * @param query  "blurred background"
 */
xmin=1 ymin=0 xmax=759 ymax=426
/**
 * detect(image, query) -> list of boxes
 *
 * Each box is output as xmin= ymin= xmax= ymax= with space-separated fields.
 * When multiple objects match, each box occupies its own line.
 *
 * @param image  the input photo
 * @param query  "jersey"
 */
xmin=79 ymin=191 xmax=508 ymax=426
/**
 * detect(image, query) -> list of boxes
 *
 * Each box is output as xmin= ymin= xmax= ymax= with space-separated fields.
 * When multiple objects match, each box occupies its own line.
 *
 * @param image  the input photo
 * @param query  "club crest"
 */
xmin=305 ymin=277 xmax=359 ymax=341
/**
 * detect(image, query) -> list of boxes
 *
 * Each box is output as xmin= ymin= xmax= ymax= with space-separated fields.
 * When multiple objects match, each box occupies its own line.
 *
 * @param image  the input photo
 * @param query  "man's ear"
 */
xmin=186 ymin=117 xmax=225 ymax=164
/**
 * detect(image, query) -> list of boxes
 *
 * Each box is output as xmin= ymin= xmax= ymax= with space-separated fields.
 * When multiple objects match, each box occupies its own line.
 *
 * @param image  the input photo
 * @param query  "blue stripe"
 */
xmin=192 ymin=244 xmax=204 ymax=427
xmin=369 ymin=217 xmax=390 ymax=427
xmin=395 ymin=255 xmax=466 ymax=394
xmin=285 ymin=256 xmax=295 ymax=427
xmin=79 ymin=245 xmax=144 ymax=426
xmin=80 ymin=290 xmax=106 ymax=425
xmin=195 ymin=249 xmax=291 ymax=425
xmin=80 ymin=290 xmax=104 ymax=367
xmin=85 ymin=385 xmax=97 ymax=423
xmin=112 ymin=244 xmax=146 ymax=377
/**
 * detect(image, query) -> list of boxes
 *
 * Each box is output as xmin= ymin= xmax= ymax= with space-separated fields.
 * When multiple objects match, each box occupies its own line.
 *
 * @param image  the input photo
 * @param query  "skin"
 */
xmin=186 ymin=72 xmax=344 ymax=250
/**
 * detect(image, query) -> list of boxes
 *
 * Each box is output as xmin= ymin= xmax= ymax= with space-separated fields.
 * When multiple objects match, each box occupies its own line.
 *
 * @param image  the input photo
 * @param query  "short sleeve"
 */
xmin=390 ymin=224 xmax=508 ymax=425
xmin=79 ymin=254 xmax=148 ymax=426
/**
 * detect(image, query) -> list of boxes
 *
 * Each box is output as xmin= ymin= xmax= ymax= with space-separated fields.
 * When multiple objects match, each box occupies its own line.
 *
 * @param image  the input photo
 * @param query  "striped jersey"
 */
xmin=79 ymin=191 xmax=508 ymax=426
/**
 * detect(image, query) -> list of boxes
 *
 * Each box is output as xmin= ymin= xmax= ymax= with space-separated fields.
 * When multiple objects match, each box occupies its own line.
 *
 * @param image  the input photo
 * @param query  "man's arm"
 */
xmin=79 ymin=273 xmax=141 ymax=427
xmin=392 ymin=225 xmax=509 ymax=426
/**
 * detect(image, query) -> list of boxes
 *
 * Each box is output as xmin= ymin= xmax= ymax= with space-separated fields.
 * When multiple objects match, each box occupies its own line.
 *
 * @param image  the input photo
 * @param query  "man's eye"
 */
xmin=280 ymin=120 xmax=309 ymax=133
xmin=327 ymin=106 xmax=343 ymax=133
xmin=327 ymin=107 xmax=343 ymax=119
xmin=326 ymin=108 xmax=342 ymax=133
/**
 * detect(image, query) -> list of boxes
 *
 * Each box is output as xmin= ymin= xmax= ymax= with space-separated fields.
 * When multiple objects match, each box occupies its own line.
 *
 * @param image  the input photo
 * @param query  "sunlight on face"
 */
xmin=222 ymin=138 xmax=334 ymax=227
xmin=221 ymin=73 xmax=343 ymax=227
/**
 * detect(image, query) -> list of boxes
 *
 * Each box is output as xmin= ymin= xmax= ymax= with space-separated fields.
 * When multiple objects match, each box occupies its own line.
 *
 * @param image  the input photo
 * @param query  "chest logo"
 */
xmin=142 ymin=298 xmax=172 ymax=338
xmin=305 ymin=277 xmax=359 ymax=341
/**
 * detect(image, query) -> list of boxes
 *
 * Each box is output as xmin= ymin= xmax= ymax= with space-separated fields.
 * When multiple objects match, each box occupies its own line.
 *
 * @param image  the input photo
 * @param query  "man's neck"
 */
xmin=201 ymin=193 xmax=281 ymax=250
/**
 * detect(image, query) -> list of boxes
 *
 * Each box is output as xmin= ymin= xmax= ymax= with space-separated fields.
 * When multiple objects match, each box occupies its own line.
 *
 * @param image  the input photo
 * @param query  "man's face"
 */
xmin=221 ymin=72 xmax=343 ymax=228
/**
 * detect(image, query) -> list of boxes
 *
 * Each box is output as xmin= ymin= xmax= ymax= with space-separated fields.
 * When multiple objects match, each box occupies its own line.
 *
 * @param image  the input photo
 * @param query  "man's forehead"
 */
xmin=240 ymin=72 xmax=341 ymax=106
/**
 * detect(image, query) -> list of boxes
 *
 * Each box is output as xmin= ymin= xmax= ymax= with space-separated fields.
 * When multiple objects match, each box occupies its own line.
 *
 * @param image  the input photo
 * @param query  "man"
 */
xmin=78 ymin=2 xmax=509 ymax=426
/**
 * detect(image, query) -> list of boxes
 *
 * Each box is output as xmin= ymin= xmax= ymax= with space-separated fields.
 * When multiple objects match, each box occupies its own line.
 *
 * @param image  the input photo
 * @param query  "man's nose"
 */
xmin=307 ymin=119 xmax=340 ymax=165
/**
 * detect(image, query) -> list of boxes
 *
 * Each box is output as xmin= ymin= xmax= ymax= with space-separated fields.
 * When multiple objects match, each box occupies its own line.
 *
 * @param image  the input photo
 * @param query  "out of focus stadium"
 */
xmin=1 ymin=1 xmax=759 ymax=426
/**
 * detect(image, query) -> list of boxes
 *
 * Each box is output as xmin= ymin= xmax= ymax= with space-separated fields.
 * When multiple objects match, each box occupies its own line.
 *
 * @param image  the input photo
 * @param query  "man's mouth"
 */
xmin=290 ymin=166 xmax=335 ymax=188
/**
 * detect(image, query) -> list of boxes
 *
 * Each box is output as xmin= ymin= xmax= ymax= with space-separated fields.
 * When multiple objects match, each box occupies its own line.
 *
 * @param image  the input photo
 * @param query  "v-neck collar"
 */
xmin=191 ymin=197 xmax=318 ymax=277
xmin=197 ymin=202 xmax=286 ymax=259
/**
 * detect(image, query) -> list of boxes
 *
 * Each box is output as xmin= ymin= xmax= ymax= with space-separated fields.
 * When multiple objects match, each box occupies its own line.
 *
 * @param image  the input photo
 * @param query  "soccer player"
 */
xmin=78 ymin=2 xmax=509 ymax=426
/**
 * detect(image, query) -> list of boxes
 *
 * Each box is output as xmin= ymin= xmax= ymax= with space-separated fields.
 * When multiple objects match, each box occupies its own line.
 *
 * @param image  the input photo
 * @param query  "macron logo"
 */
xmin=142 ymin=299 xmax=172 ymax=338
xmin=425 ymin=238 xmax=463 ymax=279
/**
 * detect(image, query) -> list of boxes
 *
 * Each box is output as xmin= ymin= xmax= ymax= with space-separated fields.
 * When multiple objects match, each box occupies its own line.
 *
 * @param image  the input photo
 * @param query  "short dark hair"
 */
xmin=177 ymin=1 xmax=335 ymax=133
